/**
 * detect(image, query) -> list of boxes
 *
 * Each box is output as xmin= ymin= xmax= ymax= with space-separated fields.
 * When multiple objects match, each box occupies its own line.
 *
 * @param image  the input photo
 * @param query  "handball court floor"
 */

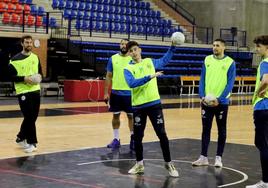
xmin=0 ymin=95 xmax=260 ymax=188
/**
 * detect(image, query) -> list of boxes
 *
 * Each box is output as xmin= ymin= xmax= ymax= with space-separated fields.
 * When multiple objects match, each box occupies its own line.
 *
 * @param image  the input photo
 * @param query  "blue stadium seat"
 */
xmin=82 ymin=20 xmax=89 ymax=30
xmin=77 ymin=10 xmax=84 ymax=19
xmin=130 ymin=1 xmax=136 ymax=7
xmin=125 ymin=7 xmax=131 ymax=15
xmin=72 ymin=1 xmax=79 ymax=9
xmin=26 ymin=0 xmax=32 ymax=4
xmin=70 ymin=10 xmax=77 ymax=19
xmin=58 ymin=0 xmax=65 ymax=10
xmin=65 ymin=1 xmax=72 ymax=9
xmin=52 ymin=0 xmax=58 ymax=9
xmin=108 ymin=5 xmax=114 ymax=13
xmin=83 ymin=11 xmax=90 ymax=19
xmin=75 ymin=20 xmax=81 ymax=30
xmin=103 ymin=4 xmax=108 ymax=12
xmin=63 ymin=9 xmax=71 ymax=19
xmin=30 ymin=5 xmax=37 ymax=15
xmin=79 ymin=2 xmax=85 ymax=10
xmin=85 ymin=3 xmax=91 ymax=11
xmin=101 ymin=22 xmax=108 ymax=31
xmin=141 ymin=9 xmax=147 ymax=17
xmin=156 ymin=11 xmax=161 ymax=18
xmin=145 ymin=2 xmax=150 ymax=9
xmin=91 ymin=3 xmax=97 ymax=11
xmin=49 ymin=17 xmax=57 ymax=27
xmin=38 ymin=6 xmax=45 ymax=16
xmin=125 ymin=0 xmax=130 ymax=7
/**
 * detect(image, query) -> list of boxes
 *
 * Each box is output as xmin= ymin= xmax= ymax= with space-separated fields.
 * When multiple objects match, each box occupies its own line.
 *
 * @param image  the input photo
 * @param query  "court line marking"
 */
xmin=0 ymin=168 xmax=103 ymax=188
xmin=77 ymin=158 xmax=248 ymax=188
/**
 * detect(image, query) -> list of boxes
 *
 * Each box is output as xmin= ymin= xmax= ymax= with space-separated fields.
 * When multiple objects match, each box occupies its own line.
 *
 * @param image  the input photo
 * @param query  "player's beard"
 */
xmin=120 ymin=47 xmax=127 ymax=55
xmin=24 ymin=46 xmax=32 ymax=53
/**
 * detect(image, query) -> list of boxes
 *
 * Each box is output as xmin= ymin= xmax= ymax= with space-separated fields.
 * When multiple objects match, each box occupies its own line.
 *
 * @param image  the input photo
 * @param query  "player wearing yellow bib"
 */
xmin=8 ymin=35 xmax=42 ymax=153
xmin=246 ymin=36 xmax=268 ymax=188
xmin=104 ymin=39 xmax=134 ymax=151
xmin=124 ymin=41 xmax=179 ymax=177
xmin=192 ymin=39 xmax=236 ymax=168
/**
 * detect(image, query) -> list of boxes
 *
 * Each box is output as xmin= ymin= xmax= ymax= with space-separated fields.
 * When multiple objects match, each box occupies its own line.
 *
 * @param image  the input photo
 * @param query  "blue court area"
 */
xmin=0 ymin=139 xmax=260 ymax=188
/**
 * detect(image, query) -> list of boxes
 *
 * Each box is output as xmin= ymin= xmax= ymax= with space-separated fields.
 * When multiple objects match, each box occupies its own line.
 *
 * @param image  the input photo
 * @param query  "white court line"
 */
xmin=77 ymin=158 xmax=248 ymax=188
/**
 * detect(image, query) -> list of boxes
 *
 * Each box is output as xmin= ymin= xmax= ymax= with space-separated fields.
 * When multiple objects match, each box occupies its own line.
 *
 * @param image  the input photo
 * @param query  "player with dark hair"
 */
xmin=246 ymin=35 xmax=268 ymax=188
xmin=104 ymin=39 xmax=134 ymax=150
xmin=124 ymin=41 xmax=179 ymax=177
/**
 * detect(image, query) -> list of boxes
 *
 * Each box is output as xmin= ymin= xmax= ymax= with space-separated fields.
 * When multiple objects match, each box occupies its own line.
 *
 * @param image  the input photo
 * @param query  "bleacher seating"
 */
xmin=0 ymin=0 xmax=54 ymax=28
xmin=66 ymin=40 xmax=254 ymax=95
xmin=50 ymin=0 xmax=180 ymax=36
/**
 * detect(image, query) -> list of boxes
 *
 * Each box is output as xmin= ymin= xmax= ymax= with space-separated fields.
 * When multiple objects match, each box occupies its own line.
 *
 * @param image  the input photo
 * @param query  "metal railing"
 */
xmin=61 ymin=17 xmax=213 ymax=44
xmin=220 ymin=28 xmax=247 ymax=47
xmin=162 ymin=0 xmax=195 ymax=24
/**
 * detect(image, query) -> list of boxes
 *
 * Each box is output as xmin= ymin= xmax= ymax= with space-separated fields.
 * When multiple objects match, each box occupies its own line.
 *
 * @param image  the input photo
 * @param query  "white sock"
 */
xmin=113 ymin=129 xmax=119 ymax=140
xmin=137 ymin=160 xmax=144 ymax=165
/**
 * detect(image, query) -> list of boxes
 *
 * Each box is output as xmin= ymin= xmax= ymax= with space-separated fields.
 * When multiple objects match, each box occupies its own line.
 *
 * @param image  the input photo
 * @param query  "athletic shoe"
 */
xmin=214 ymin=156 xmax=223 ymax=168
xmin=130 ymin=135 xmax=135 ymax=151
xmin=192 ymin=155 xmax=209 ymax=166
xmin=128 ymin=163 xmax=144 ymax=174
xmin=16 ymin=138 xmax=29 ymax=149
xmin=165 ymin=162 xmax=179 ymax=177
xmin=24 ymin=144 xmax=37 ymax=153
xmin=107 ymin=139 xmax=120 ymax=149
xmin=246 ymin=181 xmax=268 ymax=188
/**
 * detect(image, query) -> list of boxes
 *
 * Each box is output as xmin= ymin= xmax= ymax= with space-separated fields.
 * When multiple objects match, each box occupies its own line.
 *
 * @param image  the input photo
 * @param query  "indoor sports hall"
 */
xmin=0 ymin=0 xmax=267 ymax=187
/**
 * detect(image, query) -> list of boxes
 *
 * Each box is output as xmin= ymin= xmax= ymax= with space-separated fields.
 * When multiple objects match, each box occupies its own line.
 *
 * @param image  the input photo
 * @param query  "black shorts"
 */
xmin=109 ymin=93 xmax=132 ymax=113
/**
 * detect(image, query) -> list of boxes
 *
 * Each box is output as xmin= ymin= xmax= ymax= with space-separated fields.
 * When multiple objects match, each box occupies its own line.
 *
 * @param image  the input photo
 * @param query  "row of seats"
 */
xmin=75 ymin=20 xmax=178 ymax=35
xmin=0 ymin=0 xmax=32 ymax=4
xmin=62 ymin=5 xmax=161 ymax=18
xmin=52 ymin=0 xmax=150 ymax=10
xmin=2 ymin=12 xmax=42 ymax=25
xmin=65 ymin=11 xmax=167 ymax=26
xmin=0 ymin=2 xmax=45 ymax=15
xmin=0 ymin=2 xmax=30 ymax=14
xmin=1 ymin=12 xmax=57 ymax=27
xmin=77 ymin=41 xmax=254 ymax=78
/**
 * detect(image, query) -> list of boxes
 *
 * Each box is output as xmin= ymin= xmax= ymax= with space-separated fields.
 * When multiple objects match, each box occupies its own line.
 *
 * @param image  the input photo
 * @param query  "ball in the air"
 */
xmin=30 ymin=74 xmax=42 ymax=84
xmin=171 ymin=32 xmax=185 ymax=45
xmin=204 ymin=94 xmax=217 ymax=106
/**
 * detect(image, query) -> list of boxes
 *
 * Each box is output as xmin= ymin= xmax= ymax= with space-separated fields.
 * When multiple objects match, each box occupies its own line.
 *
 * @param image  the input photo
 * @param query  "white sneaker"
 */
xmin=214 ymin=156 xmax=223 ymax=168
xmin=24 ymin=144 xmax=37 ymax=153
xmin=128 ymin=163 xmax=144 ymax=174
xmin=17 ymin=140 xmax=30 ymax=149
xmin=246 ymin=181 xmax=268 ymax=188
xmin=192 ymin=155 xmax=209 ymax=166
xmin=165 ymin=162 xmax=179 ymax=177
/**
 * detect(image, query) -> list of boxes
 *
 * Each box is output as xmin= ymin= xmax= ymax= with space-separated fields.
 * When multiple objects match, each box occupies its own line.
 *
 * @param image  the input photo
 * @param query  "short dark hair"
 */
xmin=121 ymin=38 xmax=129 ymax=42
xmin=214 ymin=38 xmax=226 ymax=44
xmin=253 ymin=35 xmax=268 ymax=45
xmin=126 ymin=41 xmax=139 ymax=51
xmin=21 ymin=35 xmax=32 ymax=43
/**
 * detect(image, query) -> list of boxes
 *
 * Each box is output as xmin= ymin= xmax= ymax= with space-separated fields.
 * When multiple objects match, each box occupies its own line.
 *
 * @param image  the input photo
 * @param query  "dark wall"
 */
xmin=0 ymin=37 xmax=21 ymax=81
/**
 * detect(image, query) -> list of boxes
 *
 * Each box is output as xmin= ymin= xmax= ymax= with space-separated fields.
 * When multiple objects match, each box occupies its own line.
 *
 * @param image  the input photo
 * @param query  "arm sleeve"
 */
xmin=218 ymin=62 xmax=236 ymax=100
xmin=7 ymin=64 xmax=24 ymax=82
xmin=106 ymin=57 xmax=113 ymax=72
xmin=124 ymin=69 xmax=151 ymax=88
xmin=199 ymin=63 xmax=206 ymax=98
xmin=260 ymin=62 xmax=268 ymax=80
xmin=152 ymin=46 xmax=176 ymax=69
